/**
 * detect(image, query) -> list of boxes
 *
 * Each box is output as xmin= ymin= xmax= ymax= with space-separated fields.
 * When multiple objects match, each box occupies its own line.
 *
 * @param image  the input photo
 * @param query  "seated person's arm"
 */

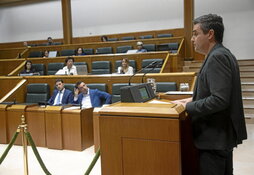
xmin=73 ymin=88 xmax=80 ymax=103
xmin=98 ymin=90 xmax=112 ymax=104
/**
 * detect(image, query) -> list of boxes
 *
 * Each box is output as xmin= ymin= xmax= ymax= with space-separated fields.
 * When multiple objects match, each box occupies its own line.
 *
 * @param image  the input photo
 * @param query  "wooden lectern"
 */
xmin=98 ymin=102 xmax=198 ymax=175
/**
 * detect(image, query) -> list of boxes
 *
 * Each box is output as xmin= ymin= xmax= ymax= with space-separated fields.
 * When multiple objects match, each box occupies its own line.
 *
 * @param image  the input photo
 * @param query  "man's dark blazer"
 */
xmin=73 ymin=89 xmax=111 ymax=107
xmin=48 ymin=88 xmax=73 ymax=105
xmin=186 ymin=43 xmax=247 ymax=150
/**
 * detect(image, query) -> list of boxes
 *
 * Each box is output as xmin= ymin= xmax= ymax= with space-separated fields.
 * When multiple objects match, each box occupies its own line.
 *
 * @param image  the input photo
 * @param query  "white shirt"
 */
xmin=117 ymin=66 xmax=134 ymax=75
xmin=74 ymin=89 xmax=92 ymax=108
xmin=53 ymin=89 xmax=65 ymax=105
xmin=62 ymin=65 xmax=77 ymax=75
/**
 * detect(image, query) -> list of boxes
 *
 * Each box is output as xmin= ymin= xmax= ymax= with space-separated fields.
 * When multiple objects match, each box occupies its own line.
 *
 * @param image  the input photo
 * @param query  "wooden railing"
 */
xmin=0 ymin=72 xmax=196 ymax=103
xmin=0 ymin=28 xmax=184 ymax=49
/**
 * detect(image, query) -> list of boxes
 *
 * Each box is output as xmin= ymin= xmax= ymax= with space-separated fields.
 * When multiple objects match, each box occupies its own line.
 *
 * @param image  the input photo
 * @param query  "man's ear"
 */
xmin=208 ymin=29 xmax=215 ymax=41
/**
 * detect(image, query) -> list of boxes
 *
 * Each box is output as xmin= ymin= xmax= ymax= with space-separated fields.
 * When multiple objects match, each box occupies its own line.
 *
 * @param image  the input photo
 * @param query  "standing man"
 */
xmin=173 ymin=14 xmax=247 ymax=175
xmin=73 ymin=81 xmax=111 ymax=108
xmin=48 ymin=79 xmax=73 ymax=105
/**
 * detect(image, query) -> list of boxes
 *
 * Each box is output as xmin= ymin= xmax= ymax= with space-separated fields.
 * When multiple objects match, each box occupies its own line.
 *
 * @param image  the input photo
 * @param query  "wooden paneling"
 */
xmin=26 ymin=106 xmax=46 ymax=147
xmin=0 ymin=28 xmax=184 ymax=49
xmin=0 ymin=59 xmax=25 ymax=75
xmin=1 ymin=51 xmax=184 ymax=76
xmin=184 ymin=0 xmax=194 ymax=59
xmin=0 ymin=104 xmax=9 ymax=144
xmin=0 ymin=47 xmax=26 ymax=59
xmin=0 ymin=77 xmax=25 ymax=101
xmin=45 ymin=106 xmax=63 ymax=149
xmin=0 ymin=73 xmax=196 ymax=103
xmin=61 ymin=0 xmax=72 ymax=44
xmin=99 ymin=103 xmax=183 ymax=175
xmin=62 ymin=108 xmax=94 ymax=151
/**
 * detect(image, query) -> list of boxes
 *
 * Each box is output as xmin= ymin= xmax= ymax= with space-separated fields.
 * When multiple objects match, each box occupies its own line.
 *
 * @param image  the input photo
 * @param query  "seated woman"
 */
xmin=20 ymin=60 xmax=36 ymax=74
xmin=136 ymin=41 xmax=147 ymax=53
xmin=43 ymin=50 xmax=49 ymax=58
xmin=62 ymin=56 xmax=77 ymax=75
xmin=117 ymin=58 xmax=134 ymax=75
xmin=75 ymin=47 xmax=85 ymax=56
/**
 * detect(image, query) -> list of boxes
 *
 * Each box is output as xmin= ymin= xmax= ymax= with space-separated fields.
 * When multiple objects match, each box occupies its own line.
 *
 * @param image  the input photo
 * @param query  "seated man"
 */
xmin=136 ymin=41 xmax=147 ymax=53
xmin=48 ymin=79 xmax=74 ymax=105
xmin=73 ymin=81 xmax=111 ymax=108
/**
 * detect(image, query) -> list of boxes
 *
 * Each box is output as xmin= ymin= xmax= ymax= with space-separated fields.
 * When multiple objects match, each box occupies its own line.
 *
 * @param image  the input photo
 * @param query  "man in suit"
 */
xmin=48 ymin=79 xmax=73 ymax=105
xmin=73 ymin=81 xmax=111 ymax=108
xmin=172 ymin=14 xmax=247 ymax=175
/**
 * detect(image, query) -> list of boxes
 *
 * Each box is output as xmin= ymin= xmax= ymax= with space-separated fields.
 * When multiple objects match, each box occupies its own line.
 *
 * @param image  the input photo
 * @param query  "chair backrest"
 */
xmin=115 ymin=60 xmax=136 ymax=72
xmin=112 ymin=83 xmax=129 ymax=103
xmin=26 ymin=83 xmax=50 ymax=103
xmin=33 ymin=63 xmax=45 ymax=75
xmin=91 ymin=61 xmax=111 ymax=74
xmin=60 ymin=49 xmax=75 ymax=56
xmin=52 ymin=42 xmax=63 ymax=45
xmin=168 ymin=43 xmax=179 ymax=53
xmin=47 ymin=62 xmax=65 ymax=75
xmin=107 ymin=38 xmax=118 ymax=41
xmin=37 ymin=43 xmax=48 ymax=46
xmin=143 ymin=44 xmax=156 ymax=52
xmin=64 ymin=83 xmax=75 ymax=93
xmin=28 ymin=51 xmax=43 ymax=58
xmin=87 ymin=83 xmax=107 ymax=92
xmin=139 ymin=35 xmax=153 ymax=39
xmin=157 ymin=42 xmax=179 ymax=52
xmin=121 ymin=36 xmax=135 ymax=40
xmin=156 ymin=82 xmax=177 ymax=92
xmin=83 ymin=48 xmax=94 ymax=55
xmin=74 ymin=62 xmax=87 ymax=66
xmin=96 ymin=47 xmax=113 ymax=54
xmin=116 ymin=45 xmax=133 ymax=53
xmin=141 ymin=58 xmax=163 ymax=73
xmin=157 ymin=33 xmax=173 ymax=38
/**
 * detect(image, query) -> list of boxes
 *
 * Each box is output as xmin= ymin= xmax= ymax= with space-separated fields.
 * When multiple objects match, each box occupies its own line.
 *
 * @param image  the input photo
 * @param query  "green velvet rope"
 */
xmin=25 ymin=132 xmax=52 ymax=175
xmin=0 ymin=131 xmax=19 ymax=164
xmin=84 ymin=148 xmax=101 ymax=175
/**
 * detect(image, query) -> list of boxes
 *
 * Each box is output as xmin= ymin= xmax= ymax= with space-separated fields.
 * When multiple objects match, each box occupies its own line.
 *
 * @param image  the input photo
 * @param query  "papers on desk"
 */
xmin=64 ymin=106 xmax=81 ymax=110
xmin=148 ymin=99 xmax=172 ymax=104
xmin=165 ymin=91 xmax=193 ymax=95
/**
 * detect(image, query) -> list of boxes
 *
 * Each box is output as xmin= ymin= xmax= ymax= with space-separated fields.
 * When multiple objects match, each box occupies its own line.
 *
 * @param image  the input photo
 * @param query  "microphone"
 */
xmin=141 ymin=61 xmax=163 ymax=83
xmin=80 ymin=101 xmax=82 ymax=109
xmin=128 ymin=61 xmax=158 ymax=86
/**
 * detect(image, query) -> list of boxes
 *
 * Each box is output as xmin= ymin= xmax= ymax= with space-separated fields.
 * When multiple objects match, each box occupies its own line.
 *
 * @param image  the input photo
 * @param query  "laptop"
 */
xmin=48 ymin=51 xmax=57 ymax=57
xmin=126 ymin=49 xmax=138 ymax=54
xmin=76 ymin=65 xmax=88 ymax=75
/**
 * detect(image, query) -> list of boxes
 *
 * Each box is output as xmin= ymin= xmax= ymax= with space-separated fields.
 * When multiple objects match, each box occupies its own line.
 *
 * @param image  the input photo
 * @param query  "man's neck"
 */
xmin=205 ymin=42 xmax=217 ymax=57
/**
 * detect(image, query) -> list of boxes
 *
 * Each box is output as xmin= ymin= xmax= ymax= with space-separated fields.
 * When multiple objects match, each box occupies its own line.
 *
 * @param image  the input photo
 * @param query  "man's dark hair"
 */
xmin=55 ymin=79 xmax=63 ymax=84
xmin=75 ymin=81 xmax=83 ymax=88
xmin=193 ymin=14 xmax=224 ymax=43
xmin=65 ymin=56 xmax=74 ymax=63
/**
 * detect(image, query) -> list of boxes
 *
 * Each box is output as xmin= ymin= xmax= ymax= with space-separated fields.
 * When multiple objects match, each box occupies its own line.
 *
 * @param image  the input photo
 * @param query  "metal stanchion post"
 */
xmin=20 ymin=115 xmax=29 ymax=175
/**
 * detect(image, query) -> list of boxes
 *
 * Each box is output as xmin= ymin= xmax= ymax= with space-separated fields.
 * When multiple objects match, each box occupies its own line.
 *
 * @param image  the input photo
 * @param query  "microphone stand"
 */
xmin=141 ymin=62 xmax=163 ymax=83
xmin=128 ymin=61 xmax=158 ymax=86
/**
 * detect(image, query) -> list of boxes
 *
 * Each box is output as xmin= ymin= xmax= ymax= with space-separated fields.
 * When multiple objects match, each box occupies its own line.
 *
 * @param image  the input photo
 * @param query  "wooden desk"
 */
xmin=26 ymin=106 xmax=46 ymax=147
xmin=6 ymin=104 xmax=35 ymax=145
xmin=0 ymin=104 xmax=10 ymax=143
xmin=62 ymin=107 xmax=94 ymax=151
xmin=45 ymin=106 xmax=63 ymax=149
xmin=98 ymin=102 xmax=198 ymax=175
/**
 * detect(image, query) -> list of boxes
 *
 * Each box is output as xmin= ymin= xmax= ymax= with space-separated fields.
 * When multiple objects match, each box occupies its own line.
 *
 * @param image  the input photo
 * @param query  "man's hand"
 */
xmin=74 ymin=88 xmax=79 ymax=97
xmin=171 ymin=97 xmax=192 ymax=108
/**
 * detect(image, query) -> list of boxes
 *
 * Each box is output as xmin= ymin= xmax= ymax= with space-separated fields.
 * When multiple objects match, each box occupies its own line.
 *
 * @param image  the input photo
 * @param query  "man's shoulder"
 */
xmin=64 ymin=89 xmax=72 ymax=94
